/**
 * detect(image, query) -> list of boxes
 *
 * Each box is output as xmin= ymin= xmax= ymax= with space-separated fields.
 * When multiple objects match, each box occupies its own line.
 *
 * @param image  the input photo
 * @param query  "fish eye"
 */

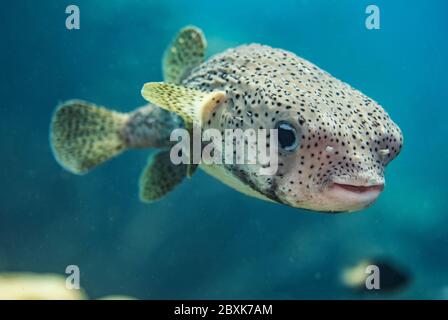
xmin=275 ymin=121 xmax=299 ymax=152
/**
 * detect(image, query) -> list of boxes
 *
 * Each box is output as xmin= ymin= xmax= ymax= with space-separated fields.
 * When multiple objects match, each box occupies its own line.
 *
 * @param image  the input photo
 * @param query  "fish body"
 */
xmin=50 ymin=26 xmax=403 ymax=213
xmin=177 ymin=44 xmax=402 ymax=211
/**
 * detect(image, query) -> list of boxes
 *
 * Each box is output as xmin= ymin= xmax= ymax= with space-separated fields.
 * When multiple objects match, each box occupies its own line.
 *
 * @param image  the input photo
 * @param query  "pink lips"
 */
xmin=331 ymin=183 xmax=384 ymax=194
xmin=324 ymin=181 xmax=385 ymax=211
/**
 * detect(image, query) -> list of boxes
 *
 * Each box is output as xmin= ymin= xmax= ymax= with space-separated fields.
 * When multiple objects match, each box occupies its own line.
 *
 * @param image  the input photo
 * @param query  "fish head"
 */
xmin=269 ymin=96 xmax=403 ymax=212
xmin=211 ymin=45 xmax=403 ymax=213
xmin=187 ymin=44 xmax=403 ymax=213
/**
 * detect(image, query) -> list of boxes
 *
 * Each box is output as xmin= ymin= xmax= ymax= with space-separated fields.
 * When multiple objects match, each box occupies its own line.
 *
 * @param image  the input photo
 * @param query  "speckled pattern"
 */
xmin=181 ymin=44 xmax=403 ymax=211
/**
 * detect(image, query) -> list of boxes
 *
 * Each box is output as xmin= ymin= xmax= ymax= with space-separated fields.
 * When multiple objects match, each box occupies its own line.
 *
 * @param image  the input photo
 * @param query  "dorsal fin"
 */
xmin=163 ymin=26 xmax=207 ymax=84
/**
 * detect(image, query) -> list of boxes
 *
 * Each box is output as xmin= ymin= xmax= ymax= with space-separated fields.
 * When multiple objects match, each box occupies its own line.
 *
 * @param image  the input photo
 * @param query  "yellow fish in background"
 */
xmin=0 ymin=272 xmax=136 ymax=300
xmin=0 ymin=273 xmax=86 ymax=300
xmin=50 ymin=26 xmax=403 ymax=213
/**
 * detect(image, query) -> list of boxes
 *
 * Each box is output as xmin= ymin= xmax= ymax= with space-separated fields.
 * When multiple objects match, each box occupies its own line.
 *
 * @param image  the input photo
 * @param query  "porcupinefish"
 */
xmin=50 ymin=26 xmax=403 ymax=213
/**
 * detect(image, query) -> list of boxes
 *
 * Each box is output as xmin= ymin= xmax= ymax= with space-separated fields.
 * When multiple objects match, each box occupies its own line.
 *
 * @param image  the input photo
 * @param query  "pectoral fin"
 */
xmin=139 ymin=150 xmax=188 ymax=202
xmin=141 ymin=82 xmax=225 ymax=125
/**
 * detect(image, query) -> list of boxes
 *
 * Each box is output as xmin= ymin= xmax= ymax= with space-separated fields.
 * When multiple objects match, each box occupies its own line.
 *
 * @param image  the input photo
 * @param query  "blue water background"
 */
xmin=0 ymin=0 xmax=447 ymax=299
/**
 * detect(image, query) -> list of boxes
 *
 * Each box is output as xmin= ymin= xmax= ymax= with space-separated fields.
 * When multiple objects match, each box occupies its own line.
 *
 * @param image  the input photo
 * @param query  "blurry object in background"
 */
xmin=0 ymin=272 xmax=137 ymax=300
xmin=342 ymin=258 xmax=410 ymax=294
xmin=99 ymin=295 xmax=137 ymax=300
xmin=0 ymin=272 xmax=87 ymax=300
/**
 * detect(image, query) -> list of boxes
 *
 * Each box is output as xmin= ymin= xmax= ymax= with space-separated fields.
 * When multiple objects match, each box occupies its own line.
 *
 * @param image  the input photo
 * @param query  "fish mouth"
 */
xmin=321 ymin=181 xmax=385 ymax=212
xmin=281 ymin=180 xmax=385 ymax=213
xmin=331 ymin=183 xmax=384 ymax=194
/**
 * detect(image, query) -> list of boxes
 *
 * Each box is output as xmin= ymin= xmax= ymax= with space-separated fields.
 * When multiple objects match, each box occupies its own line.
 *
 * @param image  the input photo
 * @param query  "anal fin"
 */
xmin=139 ymin=150 xmax=188 ymax=202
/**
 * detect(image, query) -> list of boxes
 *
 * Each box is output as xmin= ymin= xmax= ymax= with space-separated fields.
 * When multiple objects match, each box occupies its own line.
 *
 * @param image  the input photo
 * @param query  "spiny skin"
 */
xmin=183 ymin=44 xmax=403 ymax=212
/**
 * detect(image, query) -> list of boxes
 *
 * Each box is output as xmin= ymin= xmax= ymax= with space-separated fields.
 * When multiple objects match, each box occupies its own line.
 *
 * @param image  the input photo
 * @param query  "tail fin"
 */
xmin=50 ymin=100 xmax=128 ymax=175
